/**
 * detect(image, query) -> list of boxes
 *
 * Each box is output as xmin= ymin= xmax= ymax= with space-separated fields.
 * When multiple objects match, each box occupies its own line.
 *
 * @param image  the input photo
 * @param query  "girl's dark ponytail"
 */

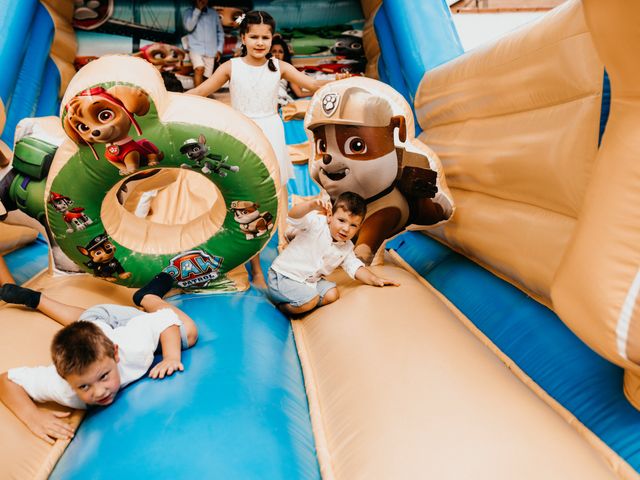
xmin=266 ymin=53 xmax=277 ymax=72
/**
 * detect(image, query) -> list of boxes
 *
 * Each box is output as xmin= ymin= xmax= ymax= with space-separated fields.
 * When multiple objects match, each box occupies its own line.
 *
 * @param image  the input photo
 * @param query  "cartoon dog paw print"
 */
xmin=74 ymin=0 xmax=101 ymax=20
xmin=321 ymin=93 xmax=340 ymax=116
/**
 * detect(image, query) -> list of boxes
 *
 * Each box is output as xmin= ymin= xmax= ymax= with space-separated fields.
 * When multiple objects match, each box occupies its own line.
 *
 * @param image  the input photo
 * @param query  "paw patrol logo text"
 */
xmin=163 ymin=250 xmax=223 ymax=287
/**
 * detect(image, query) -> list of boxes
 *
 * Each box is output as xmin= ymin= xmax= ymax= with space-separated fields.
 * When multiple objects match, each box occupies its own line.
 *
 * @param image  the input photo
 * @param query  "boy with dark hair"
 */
xmin=0 ymin=273 xmax=197 ymax=444
xmin=267 ymin=191 xmax=399 ymax=316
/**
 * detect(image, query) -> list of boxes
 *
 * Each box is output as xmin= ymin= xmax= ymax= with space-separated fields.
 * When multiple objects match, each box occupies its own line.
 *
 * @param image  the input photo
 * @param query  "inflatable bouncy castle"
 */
xmin=2 ymin=0 xmax=640 ymax=479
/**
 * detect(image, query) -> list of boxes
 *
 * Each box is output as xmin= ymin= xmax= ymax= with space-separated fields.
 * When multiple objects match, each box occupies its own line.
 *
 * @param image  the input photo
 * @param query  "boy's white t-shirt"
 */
xmin=271 ymin=211 xmax=364 ymax=284
xmin=7 ymin=309 xmax=182 ymax=409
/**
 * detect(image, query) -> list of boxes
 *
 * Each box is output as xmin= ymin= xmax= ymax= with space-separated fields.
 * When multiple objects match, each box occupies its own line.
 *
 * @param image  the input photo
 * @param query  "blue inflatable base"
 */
xmin=50 ymin=288 xmax=320 ymax=479
xmin=388 ymin=231 xmax=640 ymax=471
xmin=4 ymin=234 xmax=49 ymax=285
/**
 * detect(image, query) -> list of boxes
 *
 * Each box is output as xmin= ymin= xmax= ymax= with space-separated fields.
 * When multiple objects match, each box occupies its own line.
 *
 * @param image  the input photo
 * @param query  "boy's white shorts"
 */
xmin=189 ymin=51 xmax=215 ymax=77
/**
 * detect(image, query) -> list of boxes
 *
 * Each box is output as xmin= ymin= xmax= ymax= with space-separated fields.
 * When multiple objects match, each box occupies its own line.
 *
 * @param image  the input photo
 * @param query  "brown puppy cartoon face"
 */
xmin=63 ymin=85 xmax=150 ymax=146
xmin=62 ymin=85 xmax=163 ymax=176
xmin=139 ymin=43 xmax=185 ymax=71
xmin=311 ymin=122 xmax=403 ymax=200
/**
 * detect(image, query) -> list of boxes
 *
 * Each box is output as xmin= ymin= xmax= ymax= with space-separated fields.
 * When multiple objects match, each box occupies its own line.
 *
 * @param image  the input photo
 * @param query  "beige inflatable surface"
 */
xmin=292 ymin=263 xmax=620 ymax=479
xmin=551 ymin=0 xmax=640 ymax=409
xmin=0 ymin=222 xmax=38 ymax=255
xmin=0 ymin=274 xmax=134 ymax=480
xmin=40 ymin=0 xmax=77 ymax=96
xmin=415 ymin=0 xmax=603 ymax=306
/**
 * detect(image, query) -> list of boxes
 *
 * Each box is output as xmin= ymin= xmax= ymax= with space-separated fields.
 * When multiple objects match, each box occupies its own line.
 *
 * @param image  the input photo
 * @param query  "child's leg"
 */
xmin=0 ymin=255 xmax=15 ymax=286
xmin=36 ymin=296 xmax=85 ymax=327
xmin=133 ymin=272 xmax=197 ymax=347
xmin=0 ymin=284 xmax=84 ymax=326
xmin=320 ymin=287 xmax=339 ymax=306
xmin=139 ymin=294 xmax=198 ymax=347
xmin=249 ymin=255 xmax=267 ymax=290
xmin=279 ymin=295 xmax=320 ymax=316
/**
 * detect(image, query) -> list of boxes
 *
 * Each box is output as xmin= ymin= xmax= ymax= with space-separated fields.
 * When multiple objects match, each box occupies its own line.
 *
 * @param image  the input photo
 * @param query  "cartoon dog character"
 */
xmin=63 ymin=85 xmax=164 ymax=175
xmin=230 ymin=200 xmax=274 ymax=240
xmin=134 ymin=43 xmax=186 ymax=72
xmin=49 ymin=192 xmax=93 ymax=233
xmin=77 ymin=233 xmax=131 ymax=281
xmin=330 ymin=30 xmax=364 ymax=58
xmin=180 ymin=134 xmax=239 ymax=176
xmin=308 ymin=85 xmax=448 ymax=264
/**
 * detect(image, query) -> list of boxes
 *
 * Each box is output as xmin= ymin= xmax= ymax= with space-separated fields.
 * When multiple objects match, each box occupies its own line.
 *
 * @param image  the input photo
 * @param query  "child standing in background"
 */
xmin=269 ymin=35 xmax=307 ymax=105
xmin=188 ymin=10 xmax=338 ymax=289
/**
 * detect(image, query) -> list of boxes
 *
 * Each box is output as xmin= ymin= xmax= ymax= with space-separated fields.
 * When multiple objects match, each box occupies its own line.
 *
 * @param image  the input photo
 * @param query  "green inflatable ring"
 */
xmin=46 ymin=78 xmax=279 ymax=292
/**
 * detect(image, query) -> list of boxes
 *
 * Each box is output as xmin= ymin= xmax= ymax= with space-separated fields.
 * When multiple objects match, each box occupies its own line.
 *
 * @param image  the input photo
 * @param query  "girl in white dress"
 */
xmin=188 ymin=10 xmax=336 ymax=288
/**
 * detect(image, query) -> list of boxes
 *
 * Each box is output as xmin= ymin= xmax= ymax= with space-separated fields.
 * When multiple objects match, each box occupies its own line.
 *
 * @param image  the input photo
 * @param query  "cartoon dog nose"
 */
xmin=322 ymin=154 xmax=332 ymax=165
xmin=91 ymin=129 xmax=101 ymax=138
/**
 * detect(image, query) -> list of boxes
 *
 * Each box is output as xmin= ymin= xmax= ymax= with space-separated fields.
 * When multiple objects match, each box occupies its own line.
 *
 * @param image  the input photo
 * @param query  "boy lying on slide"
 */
xmin=0 ymin=273 xmax=197 ymax=444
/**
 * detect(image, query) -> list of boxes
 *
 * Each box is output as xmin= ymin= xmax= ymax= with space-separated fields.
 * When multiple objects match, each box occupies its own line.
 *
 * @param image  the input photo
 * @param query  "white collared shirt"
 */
xmin=8 ymin=309 xmax=182 ymax=409
xmin=271 ymin=211 xmax=364 ymax=284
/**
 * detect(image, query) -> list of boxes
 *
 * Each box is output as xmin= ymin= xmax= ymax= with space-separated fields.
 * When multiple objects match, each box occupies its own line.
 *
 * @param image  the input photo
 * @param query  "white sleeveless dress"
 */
xmin=230 ymin=57 xmax=294 ymax=185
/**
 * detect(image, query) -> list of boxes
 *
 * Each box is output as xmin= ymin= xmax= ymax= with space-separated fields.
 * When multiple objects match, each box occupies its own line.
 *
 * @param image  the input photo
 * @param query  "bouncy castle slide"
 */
xmin=1 ymin=0 xmax=640 ymax=479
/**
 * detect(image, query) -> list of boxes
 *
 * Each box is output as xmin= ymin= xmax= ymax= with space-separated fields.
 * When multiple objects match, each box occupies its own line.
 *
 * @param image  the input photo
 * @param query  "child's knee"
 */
xmin=323 ymin=288 xmax=339 ymax=304
xmin=283 ymin=295 xmax=319 ymax=315
xmin=185 ymin=324 xmax=198 ymax=347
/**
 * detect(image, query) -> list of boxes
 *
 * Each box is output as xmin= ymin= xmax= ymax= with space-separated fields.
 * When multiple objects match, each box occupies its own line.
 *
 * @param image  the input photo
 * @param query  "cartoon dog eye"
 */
xmin=75 ymin=122 xmax=90 ymax=133
xmin=316 ymin=138 xmax=327 ymax=154
xmin=97 ymin=109 xmax=115 ymax=123
xmin=344 ymin=136 xmax=367 ymax=155
xmin=153 ymin=51 xmax=166 ymax=60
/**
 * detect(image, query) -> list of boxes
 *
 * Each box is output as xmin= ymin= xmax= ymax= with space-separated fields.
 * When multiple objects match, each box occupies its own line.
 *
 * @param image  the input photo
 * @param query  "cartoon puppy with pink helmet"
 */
xmin=63 ymin=85 xmax=163 ymax=175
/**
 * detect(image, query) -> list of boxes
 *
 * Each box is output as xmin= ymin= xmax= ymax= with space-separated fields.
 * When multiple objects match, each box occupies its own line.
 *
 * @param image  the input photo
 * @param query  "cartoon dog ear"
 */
xmin=77 ymin=246 xmax=89 ymax=256
xmin=390 ymin=115 xmax=407 ymax=143
xmin=106 ymin=85 xmax=150 ymax=116
xmin=62 ymin=102 xmax=84 ymax=145
xmin=198 ymin=133 xmax=206 ymax=145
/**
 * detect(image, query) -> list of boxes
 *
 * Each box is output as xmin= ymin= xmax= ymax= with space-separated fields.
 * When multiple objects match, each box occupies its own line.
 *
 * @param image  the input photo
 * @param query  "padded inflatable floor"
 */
xmin=388 ymin=232 xmax=640 ymax=473
xmin=50 ymin=288 xmax=320 ymax=479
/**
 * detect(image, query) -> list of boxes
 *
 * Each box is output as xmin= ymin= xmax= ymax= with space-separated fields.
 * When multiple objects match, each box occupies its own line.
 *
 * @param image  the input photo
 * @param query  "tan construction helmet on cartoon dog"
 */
xmin=306 ymin=85 xmax=396 ymax=130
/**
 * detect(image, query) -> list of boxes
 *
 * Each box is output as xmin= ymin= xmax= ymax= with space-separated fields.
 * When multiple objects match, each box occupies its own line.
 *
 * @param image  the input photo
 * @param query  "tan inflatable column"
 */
xmin=551 ymin=0 xmax=640 ymax=408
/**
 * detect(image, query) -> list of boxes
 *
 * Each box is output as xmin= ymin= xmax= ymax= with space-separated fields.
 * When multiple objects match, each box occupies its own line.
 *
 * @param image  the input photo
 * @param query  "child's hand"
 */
xmin=27 ymin=409 xmax=74 ymax=445
xmin=149 ymin=358 xmax=184 ymax=379
xmin=371 ymin=276 xmax=400 ymax=287
xmin=310 ymin=198 xmax=331 ymax=216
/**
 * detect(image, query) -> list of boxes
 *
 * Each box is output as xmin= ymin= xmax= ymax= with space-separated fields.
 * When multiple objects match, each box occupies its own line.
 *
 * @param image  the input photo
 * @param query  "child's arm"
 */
xmin=288 ymin=80 xmax=307 ymax=99
xmin=289 ymin=197 xmax=331 ymax=219
xmin=354 ymin=266 xmax=400 ymax=287
xmin=148 ymin=325 xmax=184 ymax=379
xmin=280 ymin=62 xmax=347 ymax=95
xmin=0 ymin=372 xmax=74 ymax=444
xmin=186 ymin=61 xmax=231 ymax=97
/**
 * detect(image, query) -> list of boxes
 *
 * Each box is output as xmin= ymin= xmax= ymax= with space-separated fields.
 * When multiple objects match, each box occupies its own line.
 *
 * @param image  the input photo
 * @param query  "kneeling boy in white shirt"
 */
xmin=267 ymin=191 xmax=399 ymax=316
